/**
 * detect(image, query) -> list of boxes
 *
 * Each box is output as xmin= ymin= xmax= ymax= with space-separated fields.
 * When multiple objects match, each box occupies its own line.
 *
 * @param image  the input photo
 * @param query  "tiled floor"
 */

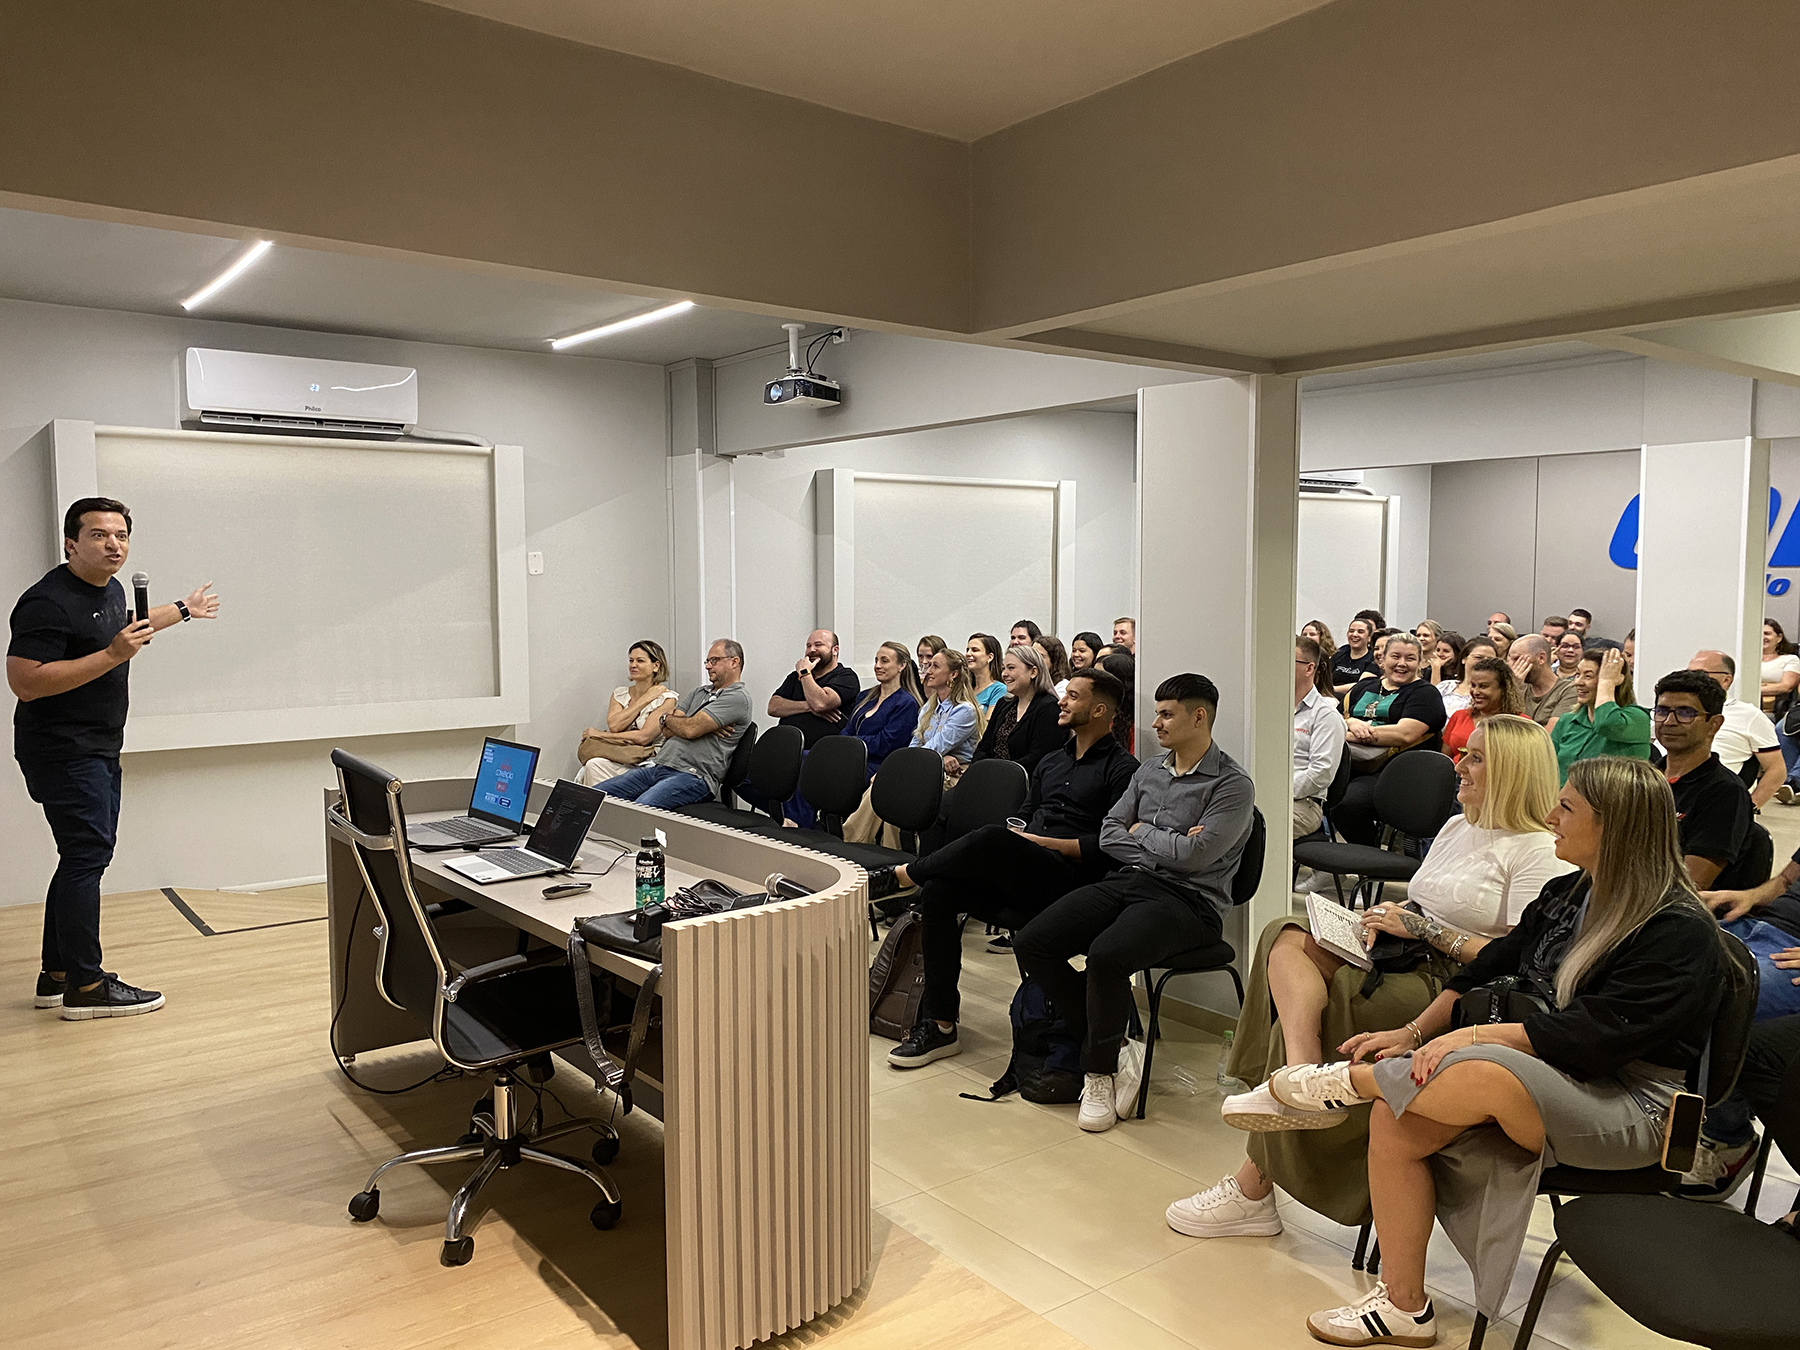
xmin=869 ymin=871 xmax=1799 ymax=1350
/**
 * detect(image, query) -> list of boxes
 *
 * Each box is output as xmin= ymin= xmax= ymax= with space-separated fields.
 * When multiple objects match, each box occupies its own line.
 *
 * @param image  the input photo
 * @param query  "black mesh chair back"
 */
xmin=1324 ymin=744 xmax=1355 ymax=813
xmin=1228 ymin=808 xmax=1266 ymax=905
xmin=1735 ymin=820 xmax=1775 ymax=890
xmin=745 ymin=725 xmax=805 ymax=817
xmin=945 ymin=758 xmax=1030 ymax=840
xmin=718 ymin=721 xmax=759 ymax=807
xmin=870 ymin=747 xmax=944 ymax=850
xmin=1371 ymin=749 xmax=1459 ymax=841
xmin=797 ymin=735 xmax=869 ymax=835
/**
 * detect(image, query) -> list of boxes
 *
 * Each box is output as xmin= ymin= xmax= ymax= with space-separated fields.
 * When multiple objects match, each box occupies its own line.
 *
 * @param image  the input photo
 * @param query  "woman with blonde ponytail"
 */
xmin=1224 ymin=755 xmax=1733 ymax=1340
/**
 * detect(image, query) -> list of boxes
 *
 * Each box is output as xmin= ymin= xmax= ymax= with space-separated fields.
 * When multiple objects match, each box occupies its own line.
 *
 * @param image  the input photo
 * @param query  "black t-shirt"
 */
xmin=1025 ymin=733 xmax=1139 ymax=876
xmin=772 ymin=662 xmax=862 ymax=748
xmin=1669 ymin=753 xmax=1751 ymax=883
xmin=9 ymin=565 xmax=132 ymax=761
xmin=1345 ymin=675 xmax=1447 ymax=751
xmin=1331 ymin=645 xmax=1378 ymax=689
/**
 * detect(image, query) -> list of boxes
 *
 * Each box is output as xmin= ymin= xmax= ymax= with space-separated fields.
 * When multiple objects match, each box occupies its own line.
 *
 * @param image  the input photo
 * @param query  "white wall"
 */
xmin=0 ymin=297 xmax=668 ymax=904
xmin=717 ymin=410 xmax=1138 ymax=720
xmin=1354 ymin=466 xmax=1431 ymax=628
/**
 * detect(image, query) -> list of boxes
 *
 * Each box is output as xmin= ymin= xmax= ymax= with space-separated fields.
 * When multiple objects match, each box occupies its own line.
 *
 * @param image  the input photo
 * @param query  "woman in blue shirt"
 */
xmin=797 ymin=641 xmax=924 ymax=830
xmin=966 ymin=633 xmax=1007 ymax=713
xmin=844 ymin=646 xmax=978 ymax=843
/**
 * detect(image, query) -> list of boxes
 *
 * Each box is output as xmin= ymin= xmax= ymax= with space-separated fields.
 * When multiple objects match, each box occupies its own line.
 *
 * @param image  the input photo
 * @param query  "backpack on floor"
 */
xmin=961 ymin=976 xmax=1084 ymax=1105
xmin=869 ymin=908 xmax=927 ymax=1040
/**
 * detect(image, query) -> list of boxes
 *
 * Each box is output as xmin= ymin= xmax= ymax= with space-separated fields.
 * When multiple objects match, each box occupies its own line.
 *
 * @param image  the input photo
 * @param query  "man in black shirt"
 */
xmin=766 ymin=629 xmax=861 ymax=748
xmin=878 ymin=669 xmax=1136 ymax=1068
xmin=1653 ymin=669 xmax=1753 ymax=889
xmin=8 ymin=497 xmax=220 ymax=1020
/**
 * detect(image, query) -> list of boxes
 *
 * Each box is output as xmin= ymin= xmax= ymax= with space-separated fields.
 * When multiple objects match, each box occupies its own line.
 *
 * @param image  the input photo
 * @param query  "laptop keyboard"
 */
xmin=484 ymin=849 xmax=555 ymax=875
xmin=423 ymin=816 xmax=508 ymax=841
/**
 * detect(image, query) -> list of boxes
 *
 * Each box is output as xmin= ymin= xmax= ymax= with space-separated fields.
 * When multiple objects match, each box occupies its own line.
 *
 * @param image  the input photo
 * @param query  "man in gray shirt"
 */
xmin=1015 ymin=672 xmax=1256 ymax=1134
xmin=589 ymin=639 xmax=751 ymax=809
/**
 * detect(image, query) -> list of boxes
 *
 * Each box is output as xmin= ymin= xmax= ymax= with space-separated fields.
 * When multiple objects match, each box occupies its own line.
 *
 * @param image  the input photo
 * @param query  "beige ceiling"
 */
xmin=420 ymin=0 xmax=1336 ymax=140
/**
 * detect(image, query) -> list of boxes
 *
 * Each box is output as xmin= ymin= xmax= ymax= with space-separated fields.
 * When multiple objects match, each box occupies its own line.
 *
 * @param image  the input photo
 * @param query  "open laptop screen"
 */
xmin=526 ymin=781 xmax=606 ymax=865
xmin=471 ymin=738 xmax=539 ymax=827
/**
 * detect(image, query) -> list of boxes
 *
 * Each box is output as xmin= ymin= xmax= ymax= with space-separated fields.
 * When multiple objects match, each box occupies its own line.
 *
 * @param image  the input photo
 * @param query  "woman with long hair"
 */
xmin=1035 ymin=634 xmax=1073 ymax=697
xmin=1099 ymin=649 xmax=1136 ymax=752
xmin=1302 ymin=619 xmax=1337 ymax=666
xmin=1175 ymin=717 xmax=1571 ymax=1241
xmin=915 ymin=633 xmax=948 ymax=672
xmin=1436 ymin=634 xmax=1493 ymax=719
xmin=825 ymin=641 xmax=927 ymax=834
xmin=1441 ymin=655 xmax=1524 ymax=762
xmin=1233 ymin=757 xmax=1728 ymax=1341
xmin=1428 ymin=631 xmax=1466 ymax=705
xmin=1069 ymin=630 xmax=1106 ymax=672
xmin=1551 ymin=646 xmax=1651 ymax=782
xmin=965 ymin=633 xmax=1007 ymax=713
xmin=968 ymin=643 xmax=1064 ymax=779
xmin=1412 ymin=619 xmax=1445 ymax=654
xmin=576 ymin=639 xmax=677 ymax=784
xmin=1763 ymin=618 xmax=1800 ymax=793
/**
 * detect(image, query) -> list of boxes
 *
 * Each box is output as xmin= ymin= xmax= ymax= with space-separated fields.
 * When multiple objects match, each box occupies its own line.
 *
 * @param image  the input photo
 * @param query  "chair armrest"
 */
xmin=423 ymin=899 xmax=475 ymax=918
xmin=443 ymin=946 xmax=564 ymax=1002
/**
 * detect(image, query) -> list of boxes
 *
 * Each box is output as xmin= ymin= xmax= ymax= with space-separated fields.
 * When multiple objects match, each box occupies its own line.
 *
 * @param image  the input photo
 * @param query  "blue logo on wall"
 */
xmin=1611 ymin=488 xmax=1794 ymax=595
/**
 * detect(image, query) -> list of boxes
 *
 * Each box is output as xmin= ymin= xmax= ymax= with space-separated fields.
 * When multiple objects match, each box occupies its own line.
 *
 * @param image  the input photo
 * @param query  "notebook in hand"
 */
xmin=1306 ymin=894 xmax=1373 ymax=971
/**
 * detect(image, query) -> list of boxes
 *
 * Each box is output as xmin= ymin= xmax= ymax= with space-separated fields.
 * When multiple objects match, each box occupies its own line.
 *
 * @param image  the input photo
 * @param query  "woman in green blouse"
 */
xmin=1551 ymin=646 xmax=1652 ymax=781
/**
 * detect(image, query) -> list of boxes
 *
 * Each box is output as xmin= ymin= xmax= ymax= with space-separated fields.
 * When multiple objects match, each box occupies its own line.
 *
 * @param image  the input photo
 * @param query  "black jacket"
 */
xmin=1447 ymin=871 xmax=1725 ymax=1082
xmin=973 ymin=691 xmax=1066 ymax=778
xmin=1022 ymin=733 xmax=1140 ymax=877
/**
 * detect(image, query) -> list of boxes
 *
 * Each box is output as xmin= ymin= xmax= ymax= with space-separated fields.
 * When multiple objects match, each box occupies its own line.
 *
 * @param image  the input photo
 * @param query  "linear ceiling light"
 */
xmin=551 ymin=300 xmax=694 ymax=350
xmin=181 ymin=239 xmax=273 ymax=311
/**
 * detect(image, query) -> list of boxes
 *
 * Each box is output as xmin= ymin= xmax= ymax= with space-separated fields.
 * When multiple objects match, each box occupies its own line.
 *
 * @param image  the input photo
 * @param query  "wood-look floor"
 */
xmin=3 ymin=887 xmax=1080 ymax=1350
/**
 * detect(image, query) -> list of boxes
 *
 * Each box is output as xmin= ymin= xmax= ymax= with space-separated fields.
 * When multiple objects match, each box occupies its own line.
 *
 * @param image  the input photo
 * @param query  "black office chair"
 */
xmin=1548 ymin=1057 xmax=1800 ymax=1350
xmin=326 ymin=749 xmax=623 ymax=1268
xmin=716 ymin=721 xmax=759 ymax=809
xmin=1292 ymin=750 xmax=1459 ymax=907
xmin=793 ymin=734 xmax=868 ymax=837
xmin=677 ymin=724 xmax=803 ymax=830
xmin=1292 ymin=746 xmax=1354 ymax=861
xmin=944 ymin=758 xmax=1030 ymax=840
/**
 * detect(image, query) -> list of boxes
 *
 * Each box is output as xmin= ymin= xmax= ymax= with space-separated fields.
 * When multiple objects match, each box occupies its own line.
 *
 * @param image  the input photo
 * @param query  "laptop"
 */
xmin=408 ymin=737 xmax=541 ymax=848
xmin=442 ymin=780 xmax=605 ymax=884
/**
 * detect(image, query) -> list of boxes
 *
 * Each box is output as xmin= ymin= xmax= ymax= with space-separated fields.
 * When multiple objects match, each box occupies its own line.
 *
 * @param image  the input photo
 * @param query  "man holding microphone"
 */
xmin=8 ymin=497 xmax=219 ymax=1020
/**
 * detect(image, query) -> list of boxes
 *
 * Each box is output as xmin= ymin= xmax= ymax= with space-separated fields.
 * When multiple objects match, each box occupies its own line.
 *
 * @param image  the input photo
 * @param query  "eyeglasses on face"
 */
xmin=1650 ymin=705 xmax=1705 ymax=724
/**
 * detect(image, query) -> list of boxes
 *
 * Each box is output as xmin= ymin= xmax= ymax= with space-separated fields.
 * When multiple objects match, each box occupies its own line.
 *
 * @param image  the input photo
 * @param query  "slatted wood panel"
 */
xmin=663 ymin=878 xmax=871 ymax=1350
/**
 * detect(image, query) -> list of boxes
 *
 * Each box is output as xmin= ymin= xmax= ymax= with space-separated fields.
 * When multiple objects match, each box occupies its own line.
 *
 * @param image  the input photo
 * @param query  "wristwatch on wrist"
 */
xmin=175 ymin=600 xmax=191 ymax=622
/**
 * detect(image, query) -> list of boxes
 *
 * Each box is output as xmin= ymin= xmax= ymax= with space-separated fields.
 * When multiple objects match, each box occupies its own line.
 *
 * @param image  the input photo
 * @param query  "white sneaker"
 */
xmin=1269 ymin=1062 xmax=1366 ymax=1116
xmin=1113 ymin=1038 xmax=1145 ymax=1119
xmin=1777 ymin=784 xmax=1796 ymax=805
xmin=1298 ymin=870 xmax=1360 ymax=898
xmin=1222 ymin=1080 xmax=1351 ymax=1132
xmin=1306 ymin=1282 xmax=1437 ymax=1346
xmin=1079 ymin=1073 xmax=1118 ymax=1132
xmin=1165 ymin=1174 xmax=1283 ymax=1237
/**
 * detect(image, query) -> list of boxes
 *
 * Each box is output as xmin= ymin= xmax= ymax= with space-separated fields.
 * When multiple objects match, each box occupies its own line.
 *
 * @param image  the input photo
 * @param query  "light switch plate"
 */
xmin=527 ymin=551 xmax=544 ymax=575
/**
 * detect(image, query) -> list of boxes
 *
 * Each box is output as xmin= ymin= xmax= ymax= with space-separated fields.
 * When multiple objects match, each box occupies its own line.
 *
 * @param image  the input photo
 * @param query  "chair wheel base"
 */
xmin=348 ymin=1190 xmax=380 ymax=1222
xmin=441 ymin=1236 xmax=474 ymax=1266
xmin=591 ymin=1199 xmax=623 ymax=1231
xmin=592 ymin=1136 xmax=620 ymax=1165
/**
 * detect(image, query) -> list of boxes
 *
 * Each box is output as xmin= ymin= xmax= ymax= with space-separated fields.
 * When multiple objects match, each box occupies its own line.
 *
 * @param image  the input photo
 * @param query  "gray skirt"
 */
xmin=1371 ymin=1046 xmax=1681 ymax=1318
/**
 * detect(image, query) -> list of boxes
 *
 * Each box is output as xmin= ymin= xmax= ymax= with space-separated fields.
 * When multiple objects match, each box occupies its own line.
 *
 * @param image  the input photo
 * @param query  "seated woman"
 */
xmin=1441 ymin=655 xmax=1523 ymax=761
xmin=844 ymin=647 xmax=979 ymax=844
xmin=1035 ymin=634 xmax=1073 ymax=698
xmin=1167 ymin=717 xmax=1570 ymax=1242
xmin=1486 ymin=620 xmax=1518 ymax=662
xmin=1436 ymin=635 xmax=1495 ymax=724
xmin=915 ymin=633 xmax=948 ymax=675
xmin=576 ymin=640 xmax=677 ymax=785
xmin=965 ymin=633 xmax=1008 ymax=713
xmin=1009 ymin=618 xmax=1043 ymax=649
xmin=1427 ymin=631 xmax=1466 ymax=711
xmin=1231 ymin=756 xmax=1727 ymax=1346
xmin=1098 ymin=649 xmax=1136 ymax=752
xmin=964 ymin=643 xmax=1065 ymax=781
xmin=1331 ymin=618 xmax=1378 ymax=697
xmin=792 ymin=642 xmax=922 ymax=830
xmin=1334 ymin=635 xmax=1448 ymax=845
xmin=1069 ymin=630 xmax=1106 ymax=673
xmin=1551 ymin=646 xmax=1651 ymax=782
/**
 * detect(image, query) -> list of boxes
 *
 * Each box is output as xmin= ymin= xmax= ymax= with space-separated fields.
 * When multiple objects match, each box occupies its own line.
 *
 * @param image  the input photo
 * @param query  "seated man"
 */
xmin=1292 ymin=635 xmax=1345 ymax=838
xmin=597 ymin=639 xmax=750 ymax=809
xmin=876 ymin=669 xmax=1137 ymax=1068
xmin=1689 ymin=649 xmax=1783 ymax=809
xmin=1331 ymin=634 xmax=1446 ymax=847
xmin=766 ymin=629 xmax=860 ymax=748
xmin=1567 ymin=607 xmax=1594 ymax=640
xmin=1653 ymin=668 xmax=1754 ymax=889
xmin=1013 ymin=673 xmax=1255 ymax=1134
xmin=1510 ymin=634 xmax=1578 ymax=728
xmin=1540 ymin=615 xmax=1569 ymax=645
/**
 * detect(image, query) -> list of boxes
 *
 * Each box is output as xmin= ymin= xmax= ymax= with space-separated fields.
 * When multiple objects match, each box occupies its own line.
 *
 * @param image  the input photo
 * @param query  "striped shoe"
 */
xmin=1307 ymin=1283 xmax=1436 ymax=1346
xmin=1269 ymin=1062 xmax=1367 ymax=1116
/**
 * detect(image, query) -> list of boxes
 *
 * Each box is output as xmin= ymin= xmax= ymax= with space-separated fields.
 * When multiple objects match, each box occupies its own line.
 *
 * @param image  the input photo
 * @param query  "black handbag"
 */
xmin=576 ymin=879 xmax=773 ymax=962
xmin=1454 ymin=973 xmax=1553 ymax=1027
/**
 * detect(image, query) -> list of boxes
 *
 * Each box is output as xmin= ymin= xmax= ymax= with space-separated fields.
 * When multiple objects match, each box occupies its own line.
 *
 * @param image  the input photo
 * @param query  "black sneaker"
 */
xmin=986 ymin=933 xmax=1014 ymax=954
xmin=868 ymin=867 xmax=901 ymax=901
xmin=35 ymin=971 xmax=66 ymax=1009
xmin=888 ymin=1019 xmax=959 ymax=1069
xmin=60 ymin=975 xmax=165 ymax=1021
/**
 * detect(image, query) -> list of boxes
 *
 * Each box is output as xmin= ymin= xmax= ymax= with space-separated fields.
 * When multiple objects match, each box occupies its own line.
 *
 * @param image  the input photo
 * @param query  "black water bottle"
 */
xmin=635 ymin=836 xmax=665 ymax=911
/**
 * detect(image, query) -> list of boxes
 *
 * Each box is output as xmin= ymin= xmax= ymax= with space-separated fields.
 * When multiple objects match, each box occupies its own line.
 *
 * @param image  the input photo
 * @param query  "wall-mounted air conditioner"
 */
xmin=1299 ymin=468 xmax=1367 ymax=493
xmin=183 ymin=348 xmax=418 ymax=439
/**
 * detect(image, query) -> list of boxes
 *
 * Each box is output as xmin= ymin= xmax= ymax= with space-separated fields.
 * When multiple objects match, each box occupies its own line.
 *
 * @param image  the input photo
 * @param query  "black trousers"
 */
xmin=1333 ymin=773 xmax=1382 ymax=846
xmin=18 ymin=753 xmax=120 ymax=986
xmin=909 ymin=824 xmax=1087 ymax=1024
xmin=1013 ymin=870 xmax=1222 ymax=1074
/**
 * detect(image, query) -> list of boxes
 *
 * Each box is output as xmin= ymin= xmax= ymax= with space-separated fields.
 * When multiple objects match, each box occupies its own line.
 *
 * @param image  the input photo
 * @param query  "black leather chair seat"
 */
xmin=676 ymin=801 xmax=776 ymax=832
xmin=1291 ymin=841 xmax=1420 ymax=882
xmin=441 ymin=963 xmax=584 ymax=1066
xmin=1156 ymin=939 xmax=1238 ymax=972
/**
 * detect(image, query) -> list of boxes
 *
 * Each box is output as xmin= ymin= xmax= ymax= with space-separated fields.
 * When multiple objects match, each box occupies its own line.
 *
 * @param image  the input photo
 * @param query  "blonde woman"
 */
xmin=1255 ymin=757 xmax=1728 ymax=1343
xmin=1168 ymin=717 xmax=1572 ymax=1242
xmin=577 ymin=640 xmax=676 ymax=785
xmin=844 ymin=647 xmax=979 ymax=844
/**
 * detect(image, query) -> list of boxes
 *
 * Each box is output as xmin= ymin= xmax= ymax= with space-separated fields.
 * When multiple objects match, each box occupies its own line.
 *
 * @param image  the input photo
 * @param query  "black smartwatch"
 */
xmin=175 ymin=600 xmax=191 ymax=622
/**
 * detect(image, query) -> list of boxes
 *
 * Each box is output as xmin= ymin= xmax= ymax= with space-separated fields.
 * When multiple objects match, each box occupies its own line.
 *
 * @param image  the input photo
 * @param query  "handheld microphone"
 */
xmin=131 ymin=572 xmax=150 ymax=623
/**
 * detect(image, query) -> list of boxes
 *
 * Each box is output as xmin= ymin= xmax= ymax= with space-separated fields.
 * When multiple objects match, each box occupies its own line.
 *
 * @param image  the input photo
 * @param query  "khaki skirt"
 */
xmin=1224 ymin=915 xmax=1460 ymax=1226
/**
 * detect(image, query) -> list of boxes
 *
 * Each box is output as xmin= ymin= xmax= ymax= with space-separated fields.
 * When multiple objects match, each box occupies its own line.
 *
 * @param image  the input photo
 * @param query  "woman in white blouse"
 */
xmin=1164 ymin=715 xmax=1572 ymax=1239
xmin=576 ymin=640 xmax=678 ymax=785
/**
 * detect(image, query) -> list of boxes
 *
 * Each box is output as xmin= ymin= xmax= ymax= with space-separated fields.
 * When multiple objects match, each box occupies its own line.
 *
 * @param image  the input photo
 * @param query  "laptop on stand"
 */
xmin=443 ymin=780 xmax=606 ymax=884
xmin=408 ymin=737 xmax=541 ymax=847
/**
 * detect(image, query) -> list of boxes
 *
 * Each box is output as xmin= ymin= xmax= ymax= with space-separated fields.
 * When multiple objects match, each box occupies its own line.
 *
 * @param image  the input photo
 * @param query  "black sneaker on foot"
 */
xmin=35 ymin=971 xmax=66 ymax=1008
xmin=868 ymin=867 xmax=900 ymax=901
xmin=986 ymin=932 xmax=1014 ymax=954
xmin=888 ymin=1019 xmax=959 ymax=1068
xmin=60 ymin=975 xmax=165 ymax=1021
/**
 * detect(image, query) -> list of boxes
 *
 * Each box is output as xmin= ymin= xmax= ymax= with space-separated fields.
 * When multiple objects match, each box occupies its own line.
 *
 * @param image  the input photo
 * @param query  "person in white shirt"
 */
xmin=576 ymin=640 xmax=678 ymax=785
xmin=1688 ymin=650 xmax=1783 ymax=809
xmin=1164 ymin=715 xmax=1572 ymax=1241
xmin=1292 ymin=636 xmax=1345 ymax=838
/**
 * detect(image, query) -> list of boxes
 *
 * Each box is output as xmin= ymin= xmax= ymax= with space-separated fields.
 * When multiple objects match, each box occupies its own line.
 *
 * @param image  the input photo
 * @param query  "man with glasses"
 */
xmin=1292 ymin=636 xmax=1345 ymax=839
xmin=1653 ymin=668 xmax=1754 ymax=889
xmin=1688 ymin=650 xmax=1784 ymax=810
xmin=594 ymin=639 xmax=750 ymax=809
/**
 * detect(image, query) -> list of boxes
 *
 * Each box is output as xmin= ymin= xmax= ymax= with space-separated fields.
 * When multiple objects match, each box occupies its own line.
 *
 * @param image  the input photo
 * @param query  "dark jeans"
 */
xmin=1334 ymin=772 xmax=1382 ymax=846
xmin=1701 ymin=1013 xmax=1800 ymax=1149
xmin=19 ymin=753 xmax=121 ymax=986
xmin=1013 ymin=869 xmax=1222 ymax=1074
xmin=909 ymin=824 xmax=1087 ymax=1024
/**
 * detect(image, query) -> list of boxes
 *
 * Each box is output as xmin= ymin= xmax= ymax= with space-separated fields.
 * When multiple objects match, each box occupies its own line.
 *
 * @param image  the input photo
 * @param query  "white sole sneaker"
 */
xmin=60 ymin=993 xmax=165 ymax=1021
xmin=1114 ymin=1038 xmax=1145 ymax=1119
xmin=1164 ymin=1176 xmax=1284 ymax=1238
xmin=35 ymin=992 xmax=64 ymax=1009
xmin=1222 ymin=1081 xmax=1350 ymax=1132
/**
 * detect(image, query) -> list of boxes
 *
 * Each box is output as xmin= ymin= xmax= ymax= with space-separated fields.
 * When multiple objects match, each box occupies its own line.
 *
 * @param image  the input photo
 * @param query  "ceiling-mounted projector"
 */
xmin=764 ymin=323 xmax=844 ymax=408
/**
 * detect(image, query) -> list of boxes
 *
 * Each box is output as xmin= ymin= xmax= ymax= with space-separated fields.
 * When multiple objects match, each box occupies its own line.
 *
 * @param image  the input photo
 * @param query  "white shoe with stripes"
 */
xmin=1307 ymin=1282 xmax=1436 ymax=1346
xmin=1269 ymin=1062 xmax=1367 ymax=1115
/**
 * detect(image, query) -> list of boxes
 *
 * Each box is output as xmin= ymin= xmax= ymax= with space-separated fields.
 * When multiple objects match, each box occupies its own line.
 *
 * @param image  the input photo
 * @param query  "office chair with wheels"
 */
xmin=326 ymin=749 xmax=624 ymax=1268
xmin=1292 ymin=750 xmax=1458 ymax=908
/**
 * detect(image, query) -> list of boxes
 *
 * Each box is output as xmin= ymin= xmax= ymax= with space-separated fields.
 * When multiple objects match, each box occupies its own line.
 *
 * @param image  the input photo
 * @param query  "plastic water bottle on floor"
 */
xmin=1216 ymin=1030 xmax=1248 ymax=1093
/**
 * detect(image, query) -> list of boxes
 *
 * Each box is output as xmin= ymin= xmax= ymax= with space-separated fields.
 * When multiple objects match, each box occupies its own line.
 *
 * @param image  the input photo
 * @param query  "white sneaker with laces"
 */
xmin=1165 ymin=1174 xmax=1283 ymax=1237
xmin=1306 ymin=1282 xmax=1436 ymax=1346
xmin=1269 ymin=1062 xmax=1367 ymax=1115
xmin=1113 ymin=1038 xmax=1145 ymax=1119
xmin=1222 ymin=1080 xmax=1351 ymax=1132
xmin=1078 ymin=1073 xmax=1118 ymax=1132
